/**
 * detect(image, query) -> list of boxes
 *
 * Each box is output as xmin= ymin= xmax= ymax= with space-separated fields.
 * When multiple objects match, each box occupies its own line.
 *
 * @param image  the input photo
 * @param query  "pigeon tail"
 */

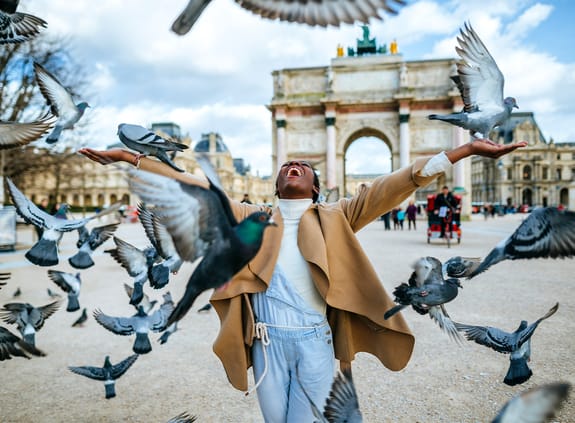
xmin=157 ymin=150 xmax=185 ymax=172
xmin=104 ymin=381 xmax=116 ymax=399
xmin=68 ymin=251 xmax=94 ymax=269
xmin=384 ymin=304 xmax=406 ymax=320
xmin=66 ymin=295 xmax=80 ymax=312
xmin=23 ymin=332 xmax=35 ymax=347
xmin=504 ymin=357 xmax=532 ymax=386
xmin=428 ymin=112 xmax=468 ymax=128
xmin=158 ymin=331 xmax=172 ymax=345
xmin=46 ymin=125 xmax=63 ymax=144
xmin=25 ymin=238 xmax=59 ymax=267
xmin=133 ymin=332 xmax=152 ymax=354
xmin=129 ymin=282 xmax=144 ymax=306
xmin=149 ymin=264 xmax=169 ymax=289
xmin=171 ymin=0 xmax=213 ymax=35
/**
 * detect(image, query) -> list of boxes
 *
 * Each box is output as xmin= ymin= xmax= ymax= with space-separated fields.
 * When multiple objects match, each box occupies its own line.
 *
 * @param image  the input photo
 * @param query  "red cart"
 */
xmin=426 ymin=194 xmax=461 ymax=247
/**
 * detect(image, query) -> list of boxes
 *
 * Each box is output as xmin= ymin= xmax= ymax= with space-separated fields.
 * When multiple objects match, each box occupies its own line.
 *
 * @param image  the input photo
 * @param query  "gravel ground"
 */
xmin=0 ymin=212 xmax=573 ymax=422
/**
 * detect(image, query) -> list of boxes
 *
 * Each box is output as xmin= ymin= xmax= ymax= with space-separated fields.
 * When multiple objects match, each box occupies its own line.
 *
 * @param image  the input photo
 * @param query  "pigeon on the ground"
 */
xmin=0 ymin=300 xmax=60 ymax=346
xmin=492 ymin=381 xmax=570 ymax=423
xmin=93 ymin=302 xmax=173 ymax=355
xmin=47 ymin=270 xmax=82 ymax=312
xmin=46 ymin=287 xmax=61 ymax=299
xmin=467 ymin=207 xmax=575 ymax=279
xmin=455 ymin=302 xmax=559 ymax=386
xmin=171 ymin=0 xmax=406 ymax=34
xmin=384 ymin=256 xmax=464 ymax=342
xmin=107 ymin=236 xmax=159 ymax=305
xmin=197 ymin=302 xmax=212 ymax=313
xmin=126 ymin=154 xmax=276 ymax=329
xmin=69 ymin=222 xmax=119 ymax=269
xmin=443 ymin=256 xmax=481 ymax=278
xmin=138 ymin=203 xmax=182 ymax=288
xmin=167 ymin=412 xmax=198 ymax=423
xmin=12 ymin=286 xmax=20 ymax=297
xmin=72 ymin=308 xmax=88 ymax=327
xmin=117 ymin=123 xmax=189 ymax=172
xmin=0 ymin=325 xmax=45 ymax=360
xmin=0 ymin=0 xmax=47 ymax=44
xmin=123 ymin=283 xmax=157 ymax=314
xmin=68 ymin=354 xmax=139 ymax=399
xmin=34 ymin=61 xmax=90 ymax=144
xmin=0 ymin=113 xmax=56 ymax=149
xmin=6 ymin=178 xmax=95 ymax=266
xmin=428 ymin=23 xmax=518 ymax=140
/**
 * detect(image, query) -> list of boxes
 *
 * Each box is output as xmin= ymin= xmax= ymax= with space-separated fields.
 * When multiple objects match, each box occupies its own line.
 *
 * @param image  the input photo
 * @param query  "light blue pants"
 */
xmin=251 ymin=268 xmax=335 ymax=423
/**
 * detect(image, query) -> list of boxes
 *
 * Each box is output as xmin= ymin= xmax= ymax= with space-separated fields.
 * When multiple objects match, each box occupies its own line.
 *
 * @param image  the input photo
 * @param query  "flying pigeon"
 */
xmin=0 ymin=113 xmax=56 ymax=149
xmin=492 ymin=382 xmax=570 ymax=423
xmin=68 ymin=354 xmax=139 ymax=399
xmin=167 ymin=412 xmax=198 ymax=423
xmin=69 ymin=222 xmax=119 ymax=269
xmin=117 ymin=123 xmax=189 ymax=172
xmin=6 ymin=178 xmax=96 ymax=266
xmin=0 ymin=0 xmax=47 ymax=44
xmin=34 ymin=61 xmax=90 ymax=144
xmin=455 ymin=302 xmax=559 ymax=386
xmin=428 ymin=23 xmax=518 ymax=140
xmin=93 ymin=302 xmax=173 ymax=355
xmin=171 ymin=0 xmax=406 ymax=35
xmin=107 ymin=236 xmax=159 ymax=306
xmin=47 ymin=270 xmax=82 ymax=312
xmin=123 ymin=283 xmax=157 ymax=314
xmin=125 ymin=154 xmax=276 ymax=329
xmin=442 ymin=256 xmax=481 ymax=278
xmin=0 ymin=300 xmax=60 ymax=346
xmin=384 ymin=256 xmax=464 ymax=343
xmin=0 ymin=326 xmax=45 ymax=361
xmin=157 ymin=292 xmax=178 ymax=344
xmin=137 ymin=203 xmax=182 ymax=288
xmin=72 ymin=308 xmax=88 ymax=327
xmin=467 ymin=207 xmax=575 ymax=279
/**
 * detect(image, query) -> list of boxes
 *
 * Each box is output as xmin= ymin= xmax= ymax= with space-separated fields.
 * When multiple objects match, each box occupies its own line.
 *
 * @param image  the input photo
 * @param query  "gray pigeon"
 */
xmin=455 ymin=302 xmax=559 ymax=386
xmin=428 ymin=23 xmax=518 ymax=140
xmin=34 ymin=62 xmax=90 ymax=144
xmin=117 ymin=123 xmax=189 ymax=172
xmin=0 ymin=325 xmax=45 ymax=360
xmin=167 ymin=412 xmax=198 ymax=423
xmin=0 ymin=113 xmax=56 ymax=149
xmin=68 ymin=354 xmax=139 ymax=399
xmin=384 ymin=256 xmax=464 ymax=342
xmin=138 ymin=203 xmax=182 ymax=289
xmin=123 ymin=283 xmax=157 ymax=314
xmin=158 ymin=292 xmax=178 ymax=344
xmin=0 ymin=300 xmax=60 ymax=346
xmin=467 ymin=207 xmax=575 ymax=279
xmin=72 ymin=308 xmax=88 ymax=327
xmin=69 ymin=222 xmax=119 ymax=269
xmin=47 ymin=270 xmax=82 ymax=312
xmin=93 ymin=302 xmax=173 ymax=355
xmin=171 ymin=0 xmax=406 ymax=34
xmin=6 ymin=178 xmax=95 ymax=266
xmin=492 ymin=382 xmax=570 ymax=423
xmin=0 ymin=0 xmax=47 ymax=44
xmin=443 ymin=256 xmax=481 ymax=278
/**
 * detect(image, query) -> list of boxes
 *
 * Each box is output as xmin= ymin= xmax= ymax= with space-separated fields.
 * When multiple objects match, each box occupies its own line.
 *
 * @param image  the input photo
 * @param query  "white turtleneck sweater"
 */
xmin=277 ymin=198 xmax=327 ymax=315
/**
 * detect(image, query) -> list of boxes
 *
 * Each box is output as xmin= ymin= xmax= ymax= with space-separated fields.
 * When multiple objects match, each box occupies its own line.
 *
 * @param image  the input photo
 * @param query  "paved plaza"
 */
xmin=0 ymin=212 xmax=573 ymax=422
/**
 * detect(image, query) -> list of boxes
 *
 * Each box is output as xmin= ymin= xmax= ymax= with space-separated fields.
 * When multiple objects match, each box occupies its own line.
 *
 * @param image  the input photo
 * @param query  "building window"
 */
xmin=523 ymin=165 xmax=532 ymax=180
xmin=557 ymin=153 xmax=561 ymax=160
xmin=542 ymin=167 xmax=548 ymax=180
xmin=572 ymin=168 xmax=575 ymax=181
xmin=556 ymin=168 xmax=562 ymax=180
xmin=507 ymin=168 xmax=512 ymax=180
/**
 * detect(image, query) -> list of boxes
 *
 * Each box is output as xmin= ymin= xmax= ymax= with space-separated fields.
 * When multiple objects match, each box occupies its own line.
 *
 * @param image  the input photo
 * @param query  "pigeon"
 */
xmin=34 ymin=61 xmax=90 ymax=144
xmin=137 ymin=203 xmax=183 ymax=289
xmin=158 ymin=321 xmax=178 ymax=345
xmin=93 ymin=302 xmax=173 ymax=355
xmin=125 ymin=154 xmax=276 ymax=329
xmin=0 ymin=326 xmax=45 ymax=360
xmin=171 ymin=0 xmax=406 ymax=35
xmin=428 ymin=23 xmax=518 ymax=140
xmin=0 ymin=300 xmax=60 ymax=346
xmin=467 ymin=207 xmax=575 ymax=279
xmin=384 ymin=256 xmax=464 ymax=343
xmin=166 ymin=412 xmax=198 ymax=423
xmin=46 ymin=287 xmax=61 ymax=299
xmin=107 ymin=236 xmax=159 ymax=306
xmin=0 ymin=0 xmax=47 ymax=44
xmin=69 ymin=222 xmax=119 ymax=269
xmin=72 ymin=308 xmax=88 ymax=327
xmin=197 ymin=302 xmax=212 ymax=313
xmin=442 ymin=256 xmax=481 ymax=278
xmin=492 ymin=382 xmax=570 ymax=423
xmin=123 ymin=283 xmax=157 ymax=314
xmin=47 ymin=270 xmax=82 ymax=312
xmin=68 ymin=354 xmax=139 ymax=399
xmin=12 ymin=286 xmax=21 ymax=297
xmin=117 ymin=123 xmax=189 ymax=172
xmin=0 ymin=113 xmax=56 ymax=149
xmin=6 ymin=177 xmax=96 ymax=266
xmin=455 ymin=302 xmax=559 ymax=386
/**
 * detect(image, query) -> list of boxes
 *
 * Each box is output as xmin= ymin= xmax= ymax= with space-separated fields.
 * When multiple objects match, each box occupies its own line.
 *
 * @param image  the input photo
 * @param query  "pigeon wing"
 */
xmin=68 ymin=365 xmax=107 ymax=381
xmin=93 ymin=309 xmax=135 ymax=336
xmin=34 ymin=62 xmax=78 ymax=118
xmin=429 ymin=306 xmax=465 ymax=344
xmin=0 ymin=113 xmax=55 ymax=149
xmin=323 ymin=368 xmax=363 ymax=422
xmin=109 ymin=236 xmax=148 ymax=277
xmin=0 ymin=10 xmax=47 ymax=44
xmin=137 ymin=203 xmax=163 ymax=254
xmin=110 ymin=354 xmax=139 ymax=379
xmin=47 ymin=270 xmax=80 ymax=294
xmin=517 ymin=302 xmax=559 ymax=346
xmin=0 ymin=326 xmax=45 ymax=360
xmin=88 ymin=223 xmax=119 ymax=250
xmin=0 ymin=302 xmax=27 ymax=325
xmin=167 ymin=412 xmax=198 ymax=423
xmin=455 ymin=322 xmax=513 ymax=353
xmin=6 ymin=177 xmax=55 ymax=228
xmin=30 ymin=300 xmax=61 ymax=330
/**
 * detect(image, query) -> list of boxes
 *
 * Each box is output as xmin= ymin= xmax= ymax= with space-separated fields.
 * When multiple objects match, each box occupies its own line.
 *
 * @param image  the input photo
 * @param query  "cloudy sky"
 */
xmin=27 ymin=0 xmax=575 ymax=176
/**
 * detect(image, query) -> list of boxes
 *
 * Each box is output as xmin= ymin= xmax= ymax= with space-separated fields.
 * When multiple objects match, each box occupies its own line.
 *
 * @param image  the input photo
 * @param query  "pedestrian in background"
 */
xmin=406 ymin=200 xmax=417 ymax=230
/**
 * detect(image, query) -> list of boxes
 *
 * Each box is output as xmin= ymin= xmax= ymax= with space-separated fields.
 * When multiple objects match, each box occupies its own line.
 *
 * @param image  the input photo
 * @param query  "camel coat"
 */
xmin=138 ymin=155 xmax=439 ymax=391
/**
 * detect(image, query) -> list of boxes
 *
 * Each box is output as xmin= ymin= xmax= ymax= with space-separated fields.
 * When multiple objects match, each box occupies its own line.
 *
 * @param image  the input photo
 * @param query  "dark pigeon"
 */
xmin=72 ymin=308 xmax=88 ymax=327
xmin=123 ymin=283 xmax=157 ymax=314
xmin=69 ymin=222 xmax=119 ymax=269
xmin=0 ymin=0 xmax=47 ymax=44
xmin=0 ymin=113 xmax=56 ymax=149
xmin=0 ymin=325 xmax=45 ymax=360
xmin=68 ymin=354 xmax=139 ymax=399
xmin=47 ymin=270 xmax=82 ymax=312
xmin=126 ymin=154 xmax=276 ymax=329
xmin=455 ymin=302 xmax=559 ymax=386
xmin=467 ymin=207 xmax=575 ymax=279
xmin=384 ymin=256 xmax=464 ymax=342
xmin=428 ymin=23 xmax=518 ymax=140
xmin=117 ymin=123 xmax=189 ymax=172
xmin=0 ymin=271 xmax=10 ymax=290
xmin=157 ymin=293 xmax=178 ymax=344
xmin=167 ymin=412 xmax=198 ymax=423
xmin=443 ymin=256 xmax=481 ymax=278
xmin=197 ymin=303 xmax=212 ymax=313
xmin=0 ymin=300 xmax=60 ymax=346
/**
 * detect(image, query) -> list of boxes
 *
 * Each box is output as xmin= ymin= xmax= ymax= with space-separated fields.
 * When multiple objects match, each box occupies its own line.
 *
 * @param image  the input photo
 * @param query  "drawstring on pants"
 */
xmin=245 ymin=322 xmax=270 ymax=396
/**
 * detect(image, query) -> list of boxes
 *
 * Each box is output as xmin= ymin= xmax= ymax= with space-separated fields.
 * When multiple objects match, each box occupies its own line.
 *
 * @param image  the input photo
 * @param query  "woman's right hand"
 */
xmin=78 ymin=148 xmax=135 ymax=165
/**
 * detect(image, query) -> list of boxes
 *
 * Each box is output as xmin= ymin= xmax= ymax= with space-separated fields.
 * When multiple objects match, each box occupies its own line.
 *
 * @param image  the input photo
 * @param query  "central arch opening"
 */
xmin=344 ymin=135 xmax=391 ymax=197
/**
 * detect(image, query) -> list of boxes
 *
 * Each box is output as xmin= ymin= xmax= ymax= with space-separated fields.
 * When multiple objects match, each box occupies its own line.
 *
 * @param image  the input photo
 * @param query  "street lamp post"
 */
xmin=497 ymin=160 xmax=504 ymax=215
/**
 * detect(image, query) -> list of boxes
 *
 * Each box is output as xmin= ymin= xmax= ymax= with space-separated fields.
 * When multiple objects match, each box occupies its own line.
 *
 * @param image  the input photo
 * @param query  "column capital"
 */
xmin=276 ymin=119 xmax=287 ymax=128
xmin=325 ymin=117 xmax=336 ymax=126
xmin=399 ymin=113 xmax=410 ymax=124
